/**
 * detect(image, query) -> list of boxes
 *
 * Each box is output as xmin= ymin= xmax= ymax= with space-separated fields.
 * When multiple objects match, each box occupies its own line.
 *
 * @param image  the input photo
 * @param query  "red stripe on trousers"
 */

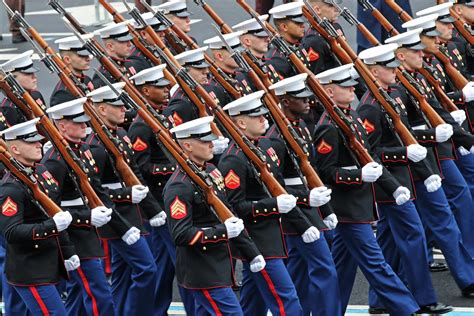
xmin=29 ymin=286 xmax=50 ymax=316
xmin=202 ymin=289 xmax=222 ymax=316
xmin=101 ymin=239 xmax=111 ymax=274
xmin=77 ymin=267 xmax=100 ymax=316
xmin=260 ymin=269 xmax=286 ymax=316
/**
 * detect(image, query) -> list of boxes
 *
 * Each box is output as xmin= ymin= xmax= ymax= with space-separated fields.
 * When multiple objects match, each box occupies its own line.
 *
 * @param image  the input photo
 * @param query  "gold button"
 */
xmin=118 ymin=195 xmax=121 ymax=199
xmin=44 ymin=232 xmax=47 ymax=236
xmin=204 ymin=236 xmax=208 ymax=240
xmin=35 ymin=245 xmax=39 ymax=249
xmin=52 ymin=230 xmax=56 ymax=233
xmin=36 ymin=233 xmax=39 ymax=237
xmin=256 ymin=210 xmax=259 ymax=213
xmin=163 ymin=167 xmax=167 ymax=171
xmin=339 ymin=177 xmax=342 ymax=180
xmin=348 ymin=177 xmax=351 ymax=181
xmin=356 ymin=178 xmax=359 ymax=181
xmin=127 ymin=195 xmax=130 ymax=199
xmin=213 ymin=236 xmax=217 ymax=239
xmin=272 ymin=208 xmax=276 ymax=211
xmin=77 ymin=219 xmax=81 ymax=223
xmin=202 ymin=246 xmax=207 ymax=250
xmin=264 ymin=208 xmax=267 ymax=212
xmin=222 ymin=234 xmax=226 ymax=237
xmin=85 ymin=220 xmax=89 ymax=224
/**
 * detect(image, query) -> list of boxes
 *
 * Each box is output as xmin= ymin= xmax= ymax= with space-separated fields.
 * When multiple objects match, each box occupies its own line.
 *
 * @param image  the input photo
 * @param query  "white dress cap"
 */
xmin=46 ymin=97 xmax=91 ymax=123
xmin=170 ymin=116 xmax=218 ymax=141
xmin=55 ymin=34 xmax=94 ymax=57
xmin=385 ymin=28 xmax=426 ymax=50
xmin=203 ymin=31 xmax=244 ymax=50
xmin=402 ymin=14 xmax=441 ymax=37
xmin=0 ymin=118 xmax=44 ymax=142
xmin=269 ymin=73 xmax=314 ymax=97
xmin=315 ymin=64 xmax=359 ymax=87
xmin=358 ymin=43 xmax=401 ymax=68
xmin=86 ymin=82 xmax=126 ymax=106
xmin=222 ymin=90 xmax=268 ymax=117
xmin=156 ymin=0 xmax=191 ymax=18
xmin=132 ymin=12 xmax=168 ymax=31
xmin=269 ymin=2 xmax=305 ymax=23
xmin=416 ymin=3 xmax=455 ymax=23
xmin=0 ymin=50 xmax=39 ymax=73
xmin=232 ymin=15 xmax=269 ymax=37
xmin=95 ymin=21 xmax=133 ymax=42
xmin=174 ymin=47 xmax=210 ymax=68
xmin=130 ymin=64 xmax=170 ymax=86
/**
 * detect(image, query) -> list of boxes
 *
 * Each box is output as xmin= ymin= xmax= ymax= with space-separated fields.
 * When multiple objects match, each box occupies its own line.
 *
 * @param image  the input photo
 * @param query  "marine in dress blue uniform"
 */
xmin=0 ymin=119 xmax=76 ymax=315
xmin=386 ymin=28 xmax=474 ymax=297
xmin=42 ymin=98 xmax=117 ymax=316
xmin=268 ymin=74 xmax=341 ymax=316
xmin=165 ymin=116 xmax=264 ymax=316
xmin=128 ymin=64 xmax=196 ymax=316
xmin=357 ymin=44 xmax=452 ymax=314
xmin=313 ymin=64 xmax=420 ymax=315
xmin=219 ymin=92 xmax=319 ymax=316
xmin=86 ymin=83 xmax=161 ymax=316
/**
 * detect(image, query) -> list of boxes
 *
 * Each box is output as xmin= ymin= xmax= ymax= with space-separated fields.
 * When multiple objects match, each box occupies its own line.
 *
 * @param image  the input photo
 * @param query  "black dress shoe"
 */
xmin=416 ymin=303 xmax=453 ymax=314
xmin=462 ymin=284 xmax=474 ymax=297
xmin=12 ymin=33 xmax=26 ymax=43
xmin=368 ymin=306 xmax=388 ymax=314
xmin=429 ymin=261 xmax=448 ymax=272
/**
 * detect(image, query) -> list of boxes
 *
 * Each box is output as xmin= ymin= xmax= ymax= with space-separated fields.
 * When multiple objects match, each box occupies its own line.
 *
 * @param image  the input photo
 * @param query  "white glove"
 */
xmin=323 ymin=213 xmax=338 ymax=230
xmin=361 ymin=162 xmax=383 ymax=183
xmin=471 ymin=146 xmax=474 ymax=155
xmin=462 ymin=81 xmax=474 ymax=102
xmin=302 ymin=226 xmax=320 ymax=243
xmin=458 ymin=146 xmax=471 ymax=156
xmin=450 ymin=110 xmax=466 ymax=125
xmin=393 ymin=186 xmax=411 ymax=205
xmin=121 ymin=226 xmax=141 ymax=245
xmin=224 ymin=217 xmax=244 ymax=239
xmin=212 ymin=136 xmax=230 ymax=155
xmin=309 ymin=186 xmax=332 ymax=207
xmin=263 ymin=118 xmax=270 ymax=132
xmin=149 ymin=211 xmax=167 ymax=227
xmin=407 ymin=144 xmax=427 ymax=162
xmin=53 ymin=211 xmax=73 ymax=232
xmin=42 ymin=141 xmax=53 ymax=154
xmin=424 ymin=174 xmax=442 ymax=193
xmin=276 ymin=194 xmax=297 ymax=213
xmin=435 ymin=124 xmax=453 ymax=143
xmin=131 ymin=185 xmax=149 ymax=204
xmin=64 ymin=255 xmax=80 ymax=272
xmin=91 ymin=206 xmax=112 ymax=227
xmin=250 ymin=255 xmax=266 ymax=273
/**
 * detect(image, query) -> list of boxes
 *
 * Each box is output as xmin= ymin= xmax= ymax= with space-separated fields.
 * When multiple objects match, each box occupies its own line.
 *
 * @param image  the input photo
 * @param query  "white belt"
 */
xmin=412 ymin=124 xmax=428 ymax=130
xmin=61 ymin=197 xmax=84 ymax=207
xmin=102 ymin=182 xmax=123 ymax=190
xmin=284 ymin=177 xmax=304 ymax=186
xmin=341 ymin=165 xmax=357 ymax=170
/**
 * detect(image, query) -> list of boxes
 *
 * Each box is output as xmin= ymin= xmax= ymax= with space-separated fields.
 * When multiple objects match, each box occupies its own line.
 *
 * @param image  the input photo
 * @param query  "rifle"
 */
xmin=359 ymin=0 xmax=460 ymax=113
xmin=93 ymin=70 xmax=236 ymax=221
xmin=383 ymin=0 xmax=469 ymax=89
xmin=437 ymin=0 xmax=474 ymax=45
xmin=0 ymin=79 xmax=35 ymax=120
xmin=322 ymin=0 xmax=445 ymax=127
xmin=211 ymin=24 xmax=326 ymax=189
xmin=234 ymin=0 xmax=374 ymax=165
xmin=0 ymin=139 xmax=61 ymax=217
xmin=140 ymin=2 xmax=243 ymax=99
xmin=302 ymin=1 xmax=419 ymax=144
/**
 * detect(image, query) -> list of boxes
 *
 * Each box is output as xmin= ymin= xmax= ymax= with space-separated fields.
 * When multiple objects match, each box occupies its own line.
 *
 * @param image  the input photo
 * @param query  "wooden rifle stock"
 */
xmin=384 ymin=0 xmax=468 ymax=89
xmin=0 ymin=140 xmax=61 ymax=217
xmin=0 ymin=80 xmax=34 ymax=120
xmin=237 ymin=0 xmax=374 ymax=165
xmin=363 ymin=0 xmax=460 ymax=113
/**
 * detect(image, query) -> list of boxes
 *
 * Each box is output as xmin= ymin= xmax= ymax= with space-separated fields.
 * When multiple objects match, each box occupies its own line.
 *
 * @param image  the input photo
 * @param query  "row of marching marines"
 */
xmin=0 ymin=0 xmax=473 ymax=315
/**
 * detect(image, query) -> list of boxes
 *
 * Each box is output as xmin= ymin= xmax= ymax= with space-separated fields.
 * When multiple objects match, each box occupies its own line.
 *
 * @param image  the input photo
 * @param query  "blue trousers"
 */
xmin=192 ymin=287 xmax=242 ymax=316
xmin=440 ymin=159 xmax=474 ymax=256
xmin=144 ymin=223 xmax=196 ymax=316
xmin=65 ymin=259 xmax=115 ymax=316
xmin=455 ymin=153 xmax=474 ymax=200
xmin=332 ymin=223 xmax=419 ymax=316
xmin=14 ymin=285 xmax=66 ymax=316
xmin=368 ymin=201 xmax=437 ymax=309
xmin=414 ymin=180 xmax=474 ymax=289
xmin=240 ymin=258 xmax=303 ymax=316
xmin=109 ymin=237 xmax=158 ymax=316
xmin=286 ymin=233 xmax=341 ymax=316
